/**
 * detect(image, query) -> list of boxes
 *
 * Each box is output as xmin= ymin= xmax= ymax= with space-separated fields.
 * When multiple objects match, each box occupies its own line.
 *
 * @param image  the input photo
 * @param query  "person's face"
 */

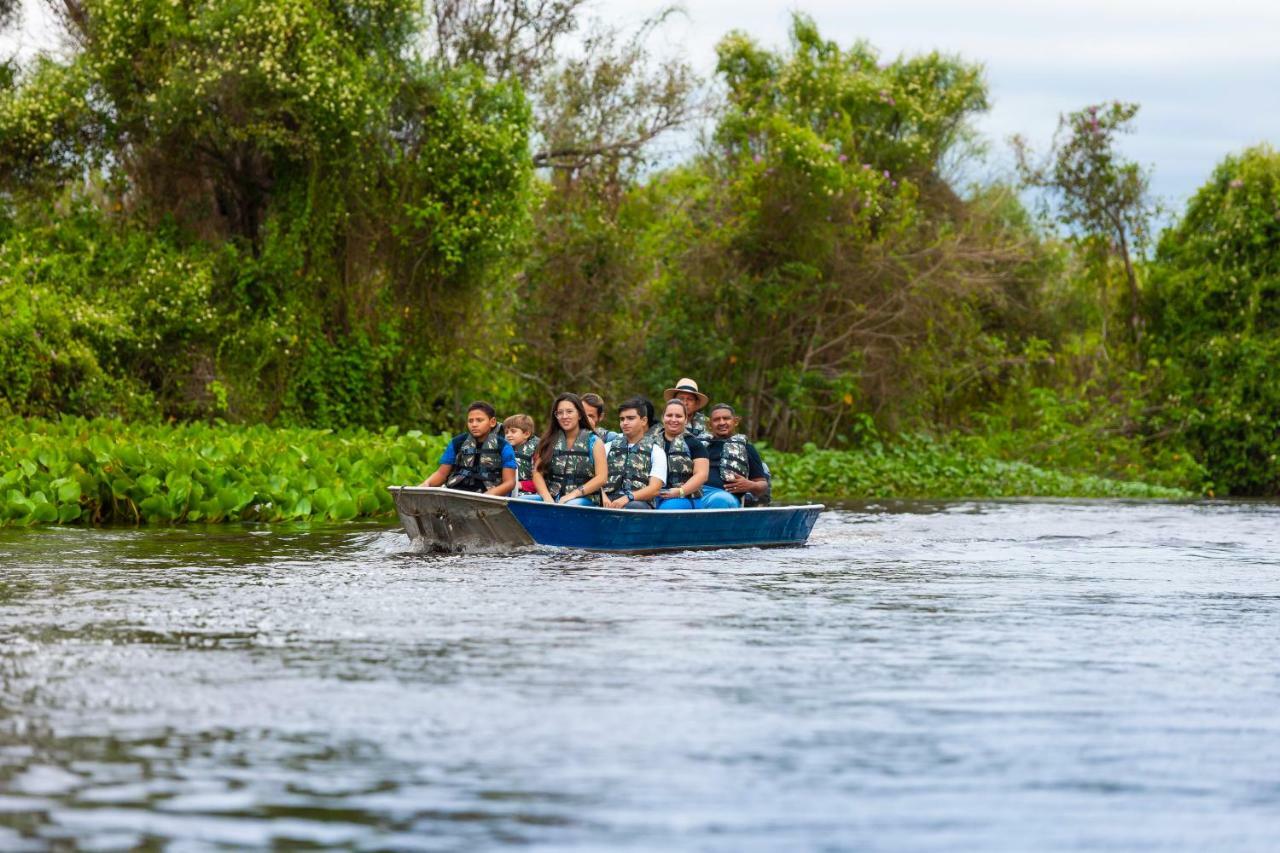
xmin=555 ymin=402 xmax=581 ymax=432
xmin=618 ymin=408 xmax=646 ymax=441
xmin=663 ymin=405 xmax=687 ymax=434
xmin=505 ymin=426 xmax=531 ymax=446
xmin=676 ymin=391 xmax=700 ymax=412
xmin=709 ymin=409 xmax=739 ymax=438
xmin=583 ymin=403 xmax=603 ymax=428
xmin=468 ymin=410 xmax=497 ymax=438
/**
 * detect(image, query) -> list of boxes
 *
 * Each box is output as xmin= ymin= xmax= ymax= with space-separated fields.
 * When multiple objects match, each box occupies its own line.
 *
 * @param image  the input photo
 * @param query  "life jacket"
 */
xmin=513 ymin=435 xmax=539 ymax=482
xmin=663 ymin=432 xmax=702 ymax=497
xmin=686 ymin=410 xmax=709 ymax=439
xmin=445 ymin=430 xmax=506 ymax=492
xmin=718 ymin=433 xmax=751 ymax=482
xmin=606 ymin=433 xmax=658 ymax=499
xmin=545 ymin=430 xmax=601 ymax=505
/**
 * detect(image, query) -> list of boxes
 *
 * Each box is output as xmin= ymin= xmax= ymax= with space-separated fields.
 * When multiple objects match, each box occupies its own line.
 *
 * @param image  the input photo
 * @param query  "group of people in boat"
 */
xmin=419 ymin=379 xmax=772 ymax=510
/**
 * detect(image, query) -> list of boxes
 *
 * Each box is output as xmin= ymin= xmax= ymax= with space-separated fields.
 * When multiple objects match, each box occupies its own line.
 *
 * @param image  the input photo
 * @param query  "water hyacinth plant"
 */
xmin=0 ymin=418 xmax=447 ymax=526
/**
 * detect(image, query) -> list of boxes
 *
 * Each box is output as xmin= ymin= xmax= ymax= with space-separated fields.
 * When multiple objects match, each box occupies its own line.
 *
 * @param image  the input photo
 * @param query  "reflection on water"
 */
xmin=2 ymin=502 xmax=1279 ymax=850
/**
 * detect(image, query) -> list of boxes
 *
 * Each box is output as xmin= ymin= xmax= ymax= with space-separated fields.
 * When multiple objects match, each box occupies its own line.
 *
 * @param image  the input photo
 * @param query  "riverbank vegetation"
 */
xmin=2 ymin=3 xmax=1277 ymax=508
xmin=0 ymin=417 xmax=1183 ymax=527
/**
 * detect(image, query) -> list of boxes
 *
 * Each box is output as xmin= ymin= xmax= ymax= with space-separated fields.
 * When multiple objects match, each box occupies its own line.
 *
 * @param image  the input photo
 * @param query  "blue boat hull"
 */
xmin=389 ymin=487 xmax=822 ymax=553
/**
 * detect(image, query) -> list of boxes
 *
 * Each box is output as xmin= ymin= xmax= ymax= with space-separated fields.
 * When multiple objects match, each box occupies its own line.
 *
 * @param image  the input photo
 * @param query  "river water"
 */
xmin=1 ymin=501 xmax=1278 ymax=850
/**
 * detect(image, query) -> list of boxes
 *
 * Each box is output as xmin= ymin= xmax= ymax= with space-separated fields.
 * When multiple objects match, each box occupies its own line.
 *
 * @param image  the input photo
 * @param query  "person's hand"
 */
xmin=724 ymin=478 xmax=750 ymax=494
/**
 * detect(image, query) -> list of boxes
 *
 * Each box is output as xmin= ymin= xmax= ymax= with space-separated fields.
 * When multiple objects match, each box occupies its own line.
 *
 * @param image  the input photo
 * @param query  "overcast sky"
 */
xmin=4 ymin=0 xmax=1277 ymax=209
xmin=597 ymin=0 xmax=1280 ymax=209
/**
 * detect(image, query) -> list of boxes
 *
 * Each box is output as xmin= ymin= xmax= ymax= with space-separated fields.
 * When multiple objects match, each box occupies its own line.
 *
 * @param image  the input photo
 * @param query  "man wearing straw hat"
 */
xmin=662 ymin=378 xmax=710 ymax=439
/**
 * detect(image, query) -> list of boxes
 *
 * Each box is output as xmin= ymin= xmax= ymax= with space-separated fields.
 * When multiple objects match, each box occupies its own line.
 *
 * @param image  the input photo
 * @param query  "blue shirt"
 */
xmin=438 ymin=432 xmax=518 ymax=469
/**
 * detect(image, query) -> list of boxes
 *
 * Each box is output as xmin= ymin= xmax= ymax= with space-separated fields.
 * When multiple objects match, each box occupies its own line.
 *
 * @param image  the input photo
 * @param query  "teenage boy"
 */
xmin=420 ymin=402 xmax=517 ymax=495
xmin=603 ymin=397 xmax=666 ymax=509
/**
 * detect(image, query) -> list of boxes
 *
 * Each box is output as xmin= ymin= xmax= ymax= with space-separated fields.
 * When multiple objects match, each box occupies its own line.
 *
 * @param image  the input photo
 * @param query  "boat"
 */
xmin=388 ymin=486 xmax=823 ymax=554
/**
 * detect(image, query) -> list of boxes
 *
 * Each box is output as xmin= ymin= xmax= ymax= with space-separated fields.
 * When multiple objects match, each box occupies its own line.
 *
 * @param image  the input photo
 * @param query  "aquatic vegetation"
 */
xmin=762 ymin=435 xmax=1191 ymax=501
xmin=0 ymin=418 xmax=1185 ymax=527
xmin=0 ymin=418 xmax=446 ymax=525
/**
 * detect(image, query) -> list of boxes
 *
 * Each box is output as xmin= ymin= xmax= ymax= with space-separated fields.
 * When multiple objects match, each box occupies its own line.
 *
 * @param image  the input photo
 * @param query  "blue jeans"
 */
xmin=525 ymin=495 xmax=595 ymax=506
xmin=698 ymin=486 xmax=740 ymax=509
xmin=656 ymin=497 xmax=697 ymax=510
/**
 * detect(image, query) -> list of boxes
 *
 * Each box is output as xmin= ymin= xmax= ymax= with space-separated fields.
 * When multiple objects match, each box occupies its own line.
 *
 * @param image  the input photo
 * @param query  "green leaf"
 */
xmin=29 ymin=503 xmax=58 ymax=523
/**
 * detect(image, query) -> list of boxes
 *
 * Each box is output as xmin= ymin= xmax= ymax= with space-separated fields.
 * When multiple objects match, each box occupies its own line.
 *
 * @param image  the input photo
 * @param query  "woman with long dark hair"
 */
xmin=532 ymin=393 xmax=609 ymax=505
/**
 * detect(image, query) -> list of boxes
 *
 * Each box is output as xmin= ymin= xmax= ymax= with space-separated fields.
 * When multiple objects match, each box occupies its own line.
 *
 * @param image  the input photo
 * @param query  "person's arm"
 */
xmin=533 ymin=467 xmax=553 ymax=502
xmin=423 ymin=436 xmax=459 ymax=486
xmin=421 ymin=464 xmax=451 ymax=487
xmin=488 ymin=467 xmax=515 ymax=496
xmin=630 ymin=446 xmax=665 ymax=503
xmin=662 ymin=439 xmax=708 ymax=498
xmin=678 ymin=458 xmax=710 ymax=497
xmin=486 ymin=445 xmax=518 ymax=496
xmin=572 ymin=436 xmax=609 ymax=504
xmin=724 ymin=445 xmax=767 ymax=497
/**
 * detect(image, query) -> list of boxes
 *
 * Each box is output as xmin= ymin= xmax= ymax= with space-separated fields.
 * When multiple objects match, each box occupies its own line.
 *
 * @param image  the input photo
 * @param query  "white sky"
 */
xmin=5 ymin=0 xmax=1278 ymax=208
xmin=597 ymin=0 xmax=1280 ymax=209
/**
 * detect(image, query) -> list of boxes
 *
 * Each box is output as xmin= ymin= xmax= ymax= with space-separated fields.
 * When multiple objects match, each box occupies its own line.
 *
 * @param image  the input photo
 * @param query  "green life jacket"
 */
xmin=445 ymin=430 xmax=506 ymax=492
xmin=663 ymin=432 xmax=702 ymax=497
xmin=719 ymin=433 xmax=751 ymax=482
xmin=686 ymin=410 xmax=709 ymax=439
xmin=514 ymin=435 xmax=539 ymax=481
xmin=606 ymin=433 xmax=658 ymax=499
xmin=545 ymin=430 xmax=600 ymax=504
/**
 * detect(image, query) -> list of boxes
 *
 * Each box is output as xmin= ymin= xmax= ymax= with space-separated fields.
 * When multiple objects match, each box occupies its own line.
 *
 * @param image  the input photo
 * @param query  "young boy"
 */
xmin=420 ymin=402 xmax=517 ymax=495
xmin=503 ymin=413 xmax=539 ymax=496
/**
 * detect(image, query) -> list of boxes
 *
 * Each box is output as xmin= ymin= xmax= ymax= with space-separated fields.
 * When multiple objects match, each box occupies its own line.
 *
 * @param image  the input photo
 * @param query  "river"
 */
xmin=1 ymin=501 xmax=1278 ymax=850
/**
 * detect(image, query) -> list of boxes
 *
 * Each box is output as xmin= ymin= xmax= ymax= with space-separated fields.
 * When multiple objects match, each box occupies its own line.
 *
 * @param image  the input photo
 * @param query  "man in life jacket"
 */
xmin=580 ymin=392 xmax=622 ymax=443
xmin=699 ymin=403 xmax=770 ymax=509
xmin=419 ymin=401 xmax=517 ymax=495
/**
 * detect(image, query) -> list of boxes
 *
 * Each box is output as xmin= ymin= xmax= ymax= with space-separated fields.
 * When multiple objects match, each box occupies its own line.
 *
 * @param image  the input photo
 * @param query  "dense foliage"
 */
xmin=1 ymin=7 xmax=1275 ymax=497
xmin=1143 ymin=145 xmax=1280 ymax=494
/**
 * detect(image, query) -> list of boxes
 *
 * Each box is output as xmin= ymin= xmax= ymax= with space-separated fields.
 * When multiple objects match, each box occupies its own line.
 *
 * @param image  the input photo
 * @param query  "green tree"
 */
xmin=0 ymin=0 xmax=534 ymax=426
xmin=638 ymin=14 xmax=1039 ymax=446
xmin=1143 ymin=145 xmax=1280 ymax=494
xmin=1014 ymin=102 xmax=1155 ymax=351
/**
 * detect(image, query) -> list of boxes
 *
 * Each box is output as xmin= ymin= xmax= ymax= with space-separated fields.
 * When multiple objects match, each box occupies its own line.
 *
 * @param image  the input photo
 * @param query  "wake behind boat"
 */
xmin=389 ymin=486 xmax=823 ymax=554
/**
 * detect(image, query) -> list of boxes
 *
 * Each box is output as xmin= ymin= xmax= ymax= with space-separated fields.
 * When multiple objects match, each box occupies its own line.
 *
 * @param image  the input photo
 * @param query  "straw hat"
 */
xmin=663 ymin=378 xmax=709 ymax=410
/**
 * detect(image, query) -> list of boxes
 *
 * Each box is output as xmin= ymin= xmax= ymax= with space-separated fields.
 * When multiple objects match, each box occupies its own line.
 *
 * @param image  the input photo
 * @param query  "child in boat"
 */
xmin=503 ymin=413 xmax=539 ymax=497
xmin=419 ymin=401 xmax=517 ymax=495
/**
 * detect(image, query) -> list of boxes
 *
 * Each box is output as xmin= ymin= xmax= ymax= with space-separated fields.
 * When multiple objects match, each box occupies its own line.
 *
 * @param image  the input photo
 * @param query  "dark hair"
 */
xmin=709 ymin=403 xmax=736 ymax=416
xmin=580 ymin=393 xmax=605 ymax=418
xmin=467 ymin=401 xmax=497 ymax=418
xmin=535 ymin=393 xmax=591 ymax=473
xmin=618 ymin=396 xmax=651 ymax=427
